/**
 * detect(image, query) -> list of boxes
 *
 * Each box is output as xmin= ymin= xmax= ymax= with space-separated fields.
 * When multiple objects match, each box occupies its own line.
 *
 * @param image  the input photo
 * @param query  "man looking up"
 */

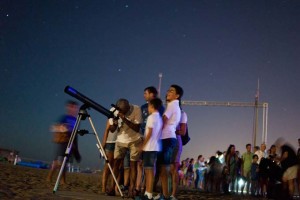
xmin=158 ymin=84 xmax=183 ymax=200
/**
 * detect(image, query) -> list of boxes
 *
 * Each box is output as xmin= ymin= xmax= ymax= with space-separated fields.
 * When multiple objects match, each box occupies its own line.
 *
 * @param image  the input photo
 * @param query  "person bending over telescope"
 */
xmin=106 ymin=98 xmax=142 ymax=197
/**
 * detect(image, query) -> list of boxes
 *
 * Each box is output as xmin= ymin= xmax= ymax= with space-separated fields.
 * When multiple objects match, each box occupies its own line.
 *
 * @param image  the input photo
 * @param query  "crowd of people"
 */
xmin=47 ymin=86 xmax=300 ymax=200
xmin=177 ymin=140 xmax=300 ymax=200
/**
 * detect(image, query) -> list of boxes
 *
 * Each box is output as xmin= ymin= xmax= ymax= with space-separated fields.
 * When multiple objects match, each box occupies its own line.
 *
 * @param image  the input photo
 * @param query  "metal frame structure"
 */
xmin=156 ymin=73 xmax=268 ymax=147
xmin=181 ymin=100 xmax=269 ymax=147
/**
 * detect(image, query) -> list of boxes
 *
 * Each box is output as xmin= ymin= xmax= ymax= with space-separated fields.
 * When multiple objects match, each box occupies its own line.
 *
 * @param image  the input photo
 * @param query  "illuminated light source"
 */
xmin=238 ymin=178 xmax=245 ymax=187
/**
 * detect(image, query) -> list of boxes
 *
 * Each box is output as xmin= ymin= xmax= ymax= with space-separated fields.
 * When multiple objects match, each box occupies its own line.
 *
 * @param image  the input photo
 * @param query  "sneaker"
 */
xmin=153 ymin=194 xmax=169 ymax=200
xmin=153 ymin=193 xmax=162 ymax=200
xmin=169 ymin=195 xmax=177 ymax=200
xmin=141 ymin=195 xmax=153 ymax=200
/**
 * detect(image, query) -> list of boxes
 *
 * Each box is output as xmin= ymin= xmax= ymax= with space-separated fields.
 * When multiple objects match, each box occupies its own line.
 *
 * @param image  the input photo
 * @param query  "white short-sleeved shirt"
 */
xmin=254 ymin=150 xmax=267 ymax=164
xmin=161 ymin=99 xmax=181 ymax=139
xmin=180 ymin=110 xmax=187 ymax=124
xmin=143 ymin=112 xmax=162 ymax=151
xmin=176 ymin=110 xmax=188 ymax=142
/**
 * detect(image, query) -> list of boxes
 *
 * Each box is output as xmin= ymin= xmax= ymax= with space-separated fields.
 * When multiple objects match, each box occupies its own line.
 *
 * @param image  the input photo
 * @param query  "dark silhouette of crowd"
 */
xmin=179 ymin=138 xmax=300 ymax=200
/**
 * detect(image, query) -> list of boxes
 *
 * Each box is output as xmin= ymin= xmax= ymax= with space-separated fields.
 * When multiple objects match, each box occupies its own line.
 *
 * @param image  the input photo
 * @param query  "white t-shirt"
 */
xmin=176 ymin=110 xmax=188 ymax=142
xmin=143 ymin=112 xmax=162 ymax=151
xmin=161 ymin=100 xmax=181 ymax=139
xmin=180 ymin=110 xmax=187 ymax=124
xmin=255 ymin=150 xmax=267 ymax=164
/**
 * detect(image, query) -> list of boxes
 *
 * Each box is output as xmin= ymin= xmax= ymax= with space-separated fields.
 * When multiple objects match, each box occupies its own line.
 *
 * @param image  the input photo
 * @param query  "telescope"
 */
xmin=64 ymin=86 xmax=114 ymax=118
xmin=54 ymin=86 xmax=123 ymax=196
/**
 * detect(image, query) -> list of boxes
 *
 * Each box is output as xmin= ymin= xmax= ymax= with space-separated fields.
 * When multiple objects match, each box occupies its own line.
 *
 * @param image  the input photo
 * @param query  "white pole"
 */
xmin=158 ymin=73 xmax=162 ymax=97
xmin=262 ymin=104 xmax=265 ymax=144
xmin=264 ymin=103 xmax=268 ymax=144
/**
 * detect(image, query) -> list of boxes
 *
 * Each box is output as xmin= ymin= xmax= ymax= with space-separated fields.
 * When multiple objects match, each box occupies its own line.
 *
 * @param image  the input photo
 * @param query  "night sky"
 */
xmin=1 ymin=0 xmax=300 ymax=169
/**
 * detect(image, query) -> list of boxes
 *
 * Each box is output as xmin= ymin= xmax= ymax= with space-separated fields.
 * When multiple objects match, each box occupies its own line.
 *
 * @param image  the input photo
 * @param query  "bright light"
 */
xmin=218 ymin=154 xmax=224 ymax=164
xmin=238 ymin=178 xmax=245 ymax=187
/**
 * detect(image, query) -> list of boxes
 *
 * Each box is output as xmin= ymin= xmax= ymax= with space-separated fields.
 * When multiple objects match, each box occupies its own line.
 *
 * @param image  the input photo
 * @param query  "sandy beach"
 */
xmin=0 ymin=162 xmax=266 ymax=200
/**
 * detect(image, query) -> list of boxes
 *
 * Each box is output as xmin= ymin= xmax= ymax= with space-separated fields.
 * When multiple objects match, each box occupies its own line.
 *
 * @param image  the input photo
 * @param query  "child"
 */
xmin=141 ymin=98 xmax=163 ymax=200
xmin=221 ymin=166 xmax=230 ymax=194
xmin=178 ymin=161 xmax=185 ymax=186
xmin=186 ymin=158 xmax=195 ymax=188
xmin=251 ymin=154 xmax=259 ymax=196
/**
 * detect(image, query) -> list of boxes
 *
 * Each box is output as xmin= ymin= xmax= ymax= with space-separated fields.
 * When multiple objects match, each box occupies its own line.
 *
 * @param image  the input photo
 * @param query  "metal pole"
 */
xmin=87 ymin=117 xmax=123 ymax=197
xmin=158 ymin=73 xmax=162 ymax=98
xmin=264 ymin=103 xmax=269 ymax=144
xmin=253 ymin=100 xmax=258 ymax=148
xmin=262 ymin=104 xmax=265 ymax=144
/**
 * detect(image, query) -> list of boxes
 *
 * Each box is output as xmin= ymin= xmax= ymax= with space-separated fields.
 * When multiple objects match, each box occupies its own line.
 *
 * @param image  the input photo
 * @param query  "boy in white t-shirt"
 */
xmin=141 ymin=98 xmax=163 ymax=200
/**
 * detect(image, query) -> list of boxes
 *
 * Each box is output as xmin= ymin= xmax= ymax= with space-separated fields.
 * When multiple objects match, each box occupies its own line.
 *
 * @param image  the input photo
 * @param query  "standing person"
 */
xmin=194 ymin=155 xmax=206 ymax=190
xmin=186 ymin=158 xmax=194 ymax=188
xmin=254 ymin=143 xmax=268 ymax=196
xmin=106 ymin=99 xmax=142 ymax=197
xmin=266 ymin=145 xmax=282 ymax=199
xmin=250 ymin=154 xmax=259 ymax=196
xmin=156 ymin=84 xmax=183 ymax=200
xmin=241 ymin=144 xmax=254 ymax=195
xmin=183 ymin=158 xmax=190 ymax=187
xmin=136 ymin=86 xmax=164 ymax=196
xmin=225 ymin=144 xmax=238 ymax=193
xmin=255 ymin=143 xmax=267 ymax=164
xmin=297 ymin=138 xmax=300 ymax=197
xmin=275 ymin=138 xmax=299 ymax=199
xmin=221 ymin=166 xmax=230 ymax=194
xmin=101 ymin=116 xmax=118 ymax=193
xmin=170 ymin=101 xmax=187 ymax=199
xmin=297 ymin=138 xmax=300 ymax=160
xmin=178 ymin=161 xmax=185 ymax=186
xmin=46 ymin=100 xmax=81 ymax=184
xmin=141 ymin=86 xmax=163 ymax=134
xmin=140 ymin=98 xmax=163 ymax=200
xmin=269 ymin=144 xmax=277 ymax=158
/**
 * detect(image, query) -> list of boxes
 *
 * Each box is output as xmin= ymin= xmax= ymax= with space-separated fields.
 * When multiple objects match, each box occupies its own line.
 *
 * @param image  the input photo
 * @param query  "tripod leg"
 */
xmin=53 ymin=114 xmax=82 ymax=193
xmin=89 ymin=117 xmax=124 ymax=197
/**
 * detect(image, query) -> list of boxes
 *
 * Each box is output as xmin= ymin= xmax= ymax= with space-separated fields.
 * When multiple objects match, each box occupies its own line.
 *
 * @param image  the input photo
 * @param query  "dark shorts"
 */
xmin=171 ymin=136 xmax=182 ymax=163
xmin=54 ymin=143 xmax=67 ymax=161
xmin=142 ymin=151 xmax=157 ymax=169
xmin=105 ymin=143 xmax=115 ymax=152
xmin=157 ymin=138 xmax=177 ymax=166
xmin=54 ymin=143 xmax=74 ymax=163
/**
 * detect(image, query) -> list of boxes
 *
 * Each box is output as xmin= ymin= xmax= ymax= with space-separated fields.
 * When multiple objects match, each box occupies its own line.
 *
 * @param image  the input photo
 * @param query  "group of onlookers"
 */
xmin=179 ymin=139 xmax=300 ymax=199
xmin=100 ymin=85 xmax=187 ymax=200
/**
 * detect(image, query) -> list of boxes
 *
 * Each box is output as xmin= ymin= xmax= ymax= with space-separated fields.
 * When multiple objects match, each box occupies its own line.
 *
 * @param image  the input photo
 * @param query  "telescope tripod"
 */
xmin=53 ymin=105 xmax=123 ymax=197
